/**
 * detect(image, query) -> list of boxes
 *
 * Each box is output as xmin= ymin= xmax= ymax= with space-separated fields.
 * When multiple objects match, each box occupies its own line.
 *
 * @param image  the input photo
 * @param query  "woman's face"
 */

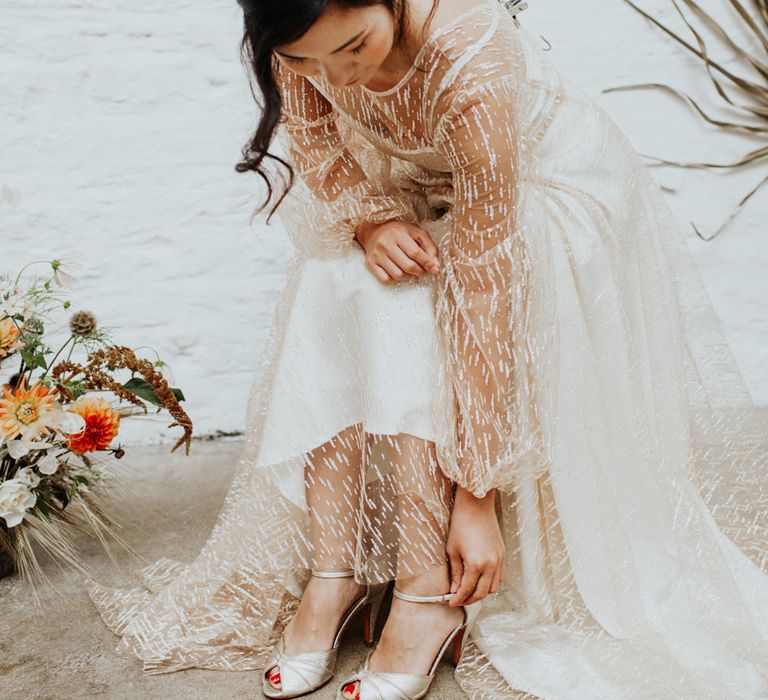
xmin=273 ymin=5 xmax=396 ymax=88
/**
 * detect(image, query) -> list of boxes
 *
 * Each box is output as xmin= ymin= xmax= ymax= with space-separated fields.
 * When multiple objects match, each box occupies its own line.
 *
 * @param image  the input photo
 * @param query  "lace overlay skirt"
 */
xmin=85 ymin=223 xmax=460 ymax=674
xmin=84 ymin=55 xmax=768 ymax=700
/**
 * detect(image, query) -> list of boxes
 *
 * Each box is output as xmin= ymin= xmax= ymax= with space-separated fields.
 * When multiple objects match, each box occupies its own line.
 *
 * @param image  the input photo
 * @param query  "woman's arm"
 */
xmin=432 ymin=74 xmax=524 ymax=498
xmin=430 ymin=75 xmax=526 ymax=602
xmin=274 ymin=58 xmax=420 ymax=250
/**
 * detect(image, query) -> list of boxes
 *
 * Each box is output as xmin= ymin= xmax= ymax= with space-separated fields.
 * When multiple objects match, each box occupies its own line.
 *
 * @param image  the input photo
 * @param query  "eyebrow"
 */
xmin=275 ymin=28 xmax=367 ymax=59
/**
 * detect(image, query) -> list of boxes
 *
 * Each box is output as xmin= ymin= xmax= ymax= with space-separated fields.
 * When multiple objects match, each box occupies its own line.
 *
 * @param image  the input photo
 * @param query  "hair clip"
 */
xmin=498 ymin=0 xmax=553 ymax=50
xmin=499 ymin=0 xmax=529 ymax=17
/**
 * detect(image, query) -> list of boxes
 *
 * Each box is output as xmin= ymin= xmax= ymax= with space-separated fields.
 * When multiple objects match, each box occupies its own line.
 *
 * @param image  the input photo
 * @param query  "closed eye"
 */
xmin=282 ymin=38 xmax=366 ymax=64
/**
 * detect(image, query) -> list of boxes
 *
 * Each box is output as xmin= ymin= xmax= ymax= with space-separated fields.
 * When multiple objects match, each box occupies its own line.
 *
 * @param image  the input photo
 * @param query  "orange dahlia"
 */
xmin=0 ymin=375 xmax=58 ymax=441
xmin=0 ymin=318 xmax=22 ymax=358
xmin=66 ymin=396 xmax=121 ymax=454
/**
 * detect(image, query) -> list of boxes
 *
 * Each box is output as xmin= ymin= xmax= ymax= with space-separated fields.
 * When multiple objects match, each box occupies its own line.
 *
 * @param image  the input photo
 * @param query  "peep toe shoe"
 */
xmin=262 ymin=569 xmax=390 ymax=699
xmin=334 ymin=587 xmax=483 ymax=700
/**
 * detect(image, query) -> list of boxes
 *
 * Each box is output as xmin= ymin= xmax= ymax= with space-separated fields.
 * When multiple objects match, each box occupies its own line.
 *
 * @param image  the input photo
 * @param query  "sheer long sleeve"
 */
xmin=432 ymin=75 xmax=546 ymax=498
xmin=273 ymin=59 xmax=419 ymax=253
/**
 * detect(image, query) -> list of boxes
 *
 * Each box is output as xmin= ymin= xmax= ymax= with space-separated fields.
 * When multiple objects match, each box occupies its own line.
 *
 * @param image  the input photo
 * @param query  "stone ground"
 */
xmin=0 ymin=439 xmax=466 ymax=700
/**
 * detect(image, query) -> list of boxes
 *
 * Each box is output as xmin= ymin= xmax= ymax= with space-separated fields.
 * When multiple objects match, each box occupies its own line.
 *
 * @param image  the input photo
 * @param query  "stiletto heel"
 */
xmin=361 ymin=600 xmax=374 ymax=646
xmin=362 ymin=580 xmax=390 ymax=646
xmin=334 ymin=587 xmax=483 ymax=700
xmin=261 ymin=570 xmax=389 ymax=699
xmin=451 ymin=626 xmax=467 ymax=666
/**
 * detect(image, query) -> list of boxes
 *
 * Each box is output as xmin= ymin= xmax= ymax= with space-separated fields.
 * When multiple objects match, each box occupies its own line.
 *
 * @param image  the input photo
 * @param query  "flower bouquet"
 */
xmin=0 ymin=259 xmax=192 ymax=606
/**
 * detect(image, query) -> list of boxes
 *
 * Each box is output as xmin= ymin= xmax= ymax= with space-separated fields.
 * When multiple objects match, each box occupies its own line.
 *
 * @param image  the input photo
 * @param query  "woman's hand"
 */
xmin=446 ymin=486 xmax=506 ymax=607
xmin=354 ymin=219 xmax=440 ymax=285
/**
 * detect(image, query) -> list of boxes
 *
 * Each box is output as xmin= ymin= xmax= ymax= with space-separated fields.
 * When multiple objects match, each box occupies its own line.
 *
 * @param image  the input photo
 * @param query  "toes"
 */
xmin=341 ymin=680 xmax=360 ymax=699
xmin=266 ymin=665 xmax=282 ymax=689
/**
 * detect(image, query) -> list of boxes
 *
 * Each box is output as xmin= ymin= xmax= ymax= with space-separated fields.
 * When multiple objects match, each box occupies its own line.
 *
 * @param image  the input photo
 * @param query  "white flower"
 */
xmin=0 ymin=282 xmax=26 ymax=320
xmin=0 ymin=478 xmax=37 ymax=528
xmin=51 ymin=254 xmax=85 ymax=289
xmin=5 ymin=439 xmax=51 ymax=460
xmin=46 ymin=409 xmax=86 ymax=436
xmin=16 ymin=466 xmax=41 ymax=489
xmin=35 ymin=452 xmax=60 ymax=475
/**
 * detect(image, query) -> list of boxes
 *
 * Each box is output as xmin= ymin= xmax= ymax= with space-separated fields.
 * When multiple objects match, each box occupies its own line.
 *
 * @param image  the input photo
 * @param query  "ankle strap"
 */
xmin=392 ymin=587 xmax=455 ymax=603
xmin=310 ymin=568 xmax=355 ymax=579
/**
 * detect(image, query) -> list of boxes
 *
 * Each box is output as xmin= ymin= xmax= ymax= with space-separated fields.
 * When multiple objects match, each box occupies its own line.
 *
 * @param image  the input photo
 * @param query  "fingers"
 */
xmin=409 ymin=226 xmax=440 ymax=260
xmin=377 ymin=255 xmax=412 ymax=283
xmin=397 ymin=234 xmax=440 ymax=275
xmin=366 ymin=261 xmax=393 ymax=285
xmin=464 ymin=571 xmax=493 ymax=605
xmin=488 ymin=567 xmax=501 ymax=596
xmin=450 ymin=556 xmax=505 ymax=607
xmin=449 ymin=564 xmax=479 ymax=607
xmin=449 ymin=551 xmax=463 ymax=594
xmin=361 ymin=221 xmax=442 ymax=286
xmin=389 ymin=243 xmax=431 ymax=277
xmin=488 ymin=549 xmax=506 ymax=595
xmin=365 ymin=238 xmax=415 ymax=284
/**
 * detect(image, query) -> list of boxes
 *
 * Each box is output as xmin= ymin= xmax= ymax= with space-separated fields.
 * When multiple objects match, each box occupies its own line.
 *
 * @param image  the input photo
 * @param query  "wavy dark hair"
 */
xmin=234 ymin=0 xmax=439 ymax=224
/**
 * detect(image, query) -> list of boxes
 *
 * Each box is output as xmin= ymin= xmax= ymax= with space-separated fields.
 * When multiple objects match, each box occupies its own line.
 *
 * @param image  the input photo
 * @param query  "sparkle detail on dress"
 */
xmin=85 ymin=1 xmax=768 ymax=697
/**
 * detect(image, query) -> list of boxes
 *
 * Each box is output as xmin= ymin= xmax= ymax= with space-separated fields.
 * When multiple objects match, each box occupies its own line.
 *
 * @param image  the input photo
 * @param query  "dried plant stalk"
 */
xmin=6 ymin=487 xmax=143 ymax=611
xmin=604 ymin=0 xmax=768 ymax=239
xmin=52 ymin=345 xmax=193 ymax=455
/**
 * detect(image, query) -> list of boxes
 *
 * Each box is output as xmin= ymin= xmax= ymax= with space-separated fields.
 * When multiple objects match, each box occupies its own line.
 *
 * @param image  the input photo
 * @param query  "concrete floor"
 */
xmin=0 ymin=439 xmax=466 ymax=700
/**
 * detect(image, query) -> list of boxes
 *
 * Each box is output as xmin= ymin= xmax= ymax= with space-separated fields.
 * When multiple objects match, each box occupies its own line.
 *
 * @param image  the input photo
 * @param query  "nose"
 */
xmin=320 ymin=64 xmax=350 ymax=88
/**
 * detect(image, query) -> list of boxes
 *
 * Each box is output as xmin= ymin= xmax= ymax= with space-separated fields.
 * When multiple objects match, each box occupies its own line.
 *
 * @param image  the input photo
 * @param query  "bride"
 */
xmin=86 ymin=0 xmax=768 ymax=698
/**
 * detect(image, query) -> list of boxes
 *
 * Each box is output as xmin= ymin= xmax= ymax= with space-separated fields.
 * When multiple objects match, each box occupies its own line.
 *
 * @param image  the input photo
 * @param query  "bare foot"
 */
xmin=265 ymin=575 xmax=366 ymax=691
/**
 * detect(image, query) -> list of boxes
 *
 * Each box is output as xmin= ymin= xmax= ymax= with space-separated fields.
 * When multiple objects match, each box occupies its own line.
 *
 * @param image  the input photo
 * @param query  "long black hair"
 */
xmin=234 ymin=0 xmax=439 ymax=224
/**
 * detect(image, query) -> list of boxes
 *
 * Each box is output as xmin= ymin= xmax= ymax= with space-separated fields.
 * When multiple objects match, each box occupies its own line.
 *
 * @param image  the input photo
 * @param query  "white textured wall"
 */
xmin=1 ymin=0 xmax=765 ymax=445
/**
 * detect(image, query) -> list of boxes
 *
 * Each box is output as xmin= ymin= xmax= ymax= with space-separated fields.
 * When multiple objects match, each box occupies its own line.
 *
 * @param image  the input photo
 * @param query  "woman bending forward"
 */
xmin=86 ymin=1 xmax=768 ymax=698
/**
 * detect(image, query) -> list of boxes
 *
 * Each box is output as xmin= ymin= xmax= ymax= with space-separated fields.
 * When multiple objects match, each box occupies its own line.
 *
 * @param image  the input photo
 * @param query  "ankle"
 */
xmin=395 ymin=564 xmax=451 ymax=597
xmin=282 ymin=577 xmax=366 ymax=652
xmin=302 ymin=576 xmax=365 ymax=610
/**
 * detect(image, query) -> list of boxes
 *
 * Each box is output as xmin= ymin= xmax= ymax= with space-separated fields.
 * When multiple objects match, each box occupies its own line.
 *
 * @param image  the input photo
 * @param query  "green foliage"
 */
xmin=123 ymin=377 xmax=186 ymax=406
xmin=20 ymin=346 xmax=48 ymax=370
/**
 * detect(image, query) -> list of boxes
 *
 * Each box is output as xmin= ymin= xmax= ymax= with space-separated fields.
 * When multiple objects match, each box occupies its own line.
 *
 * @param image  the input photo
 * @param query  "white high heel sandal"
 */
xmin=334 ymin=587 xmax=483 ymax=700
xmin=262 ymin=569 xmax=390 ymax=699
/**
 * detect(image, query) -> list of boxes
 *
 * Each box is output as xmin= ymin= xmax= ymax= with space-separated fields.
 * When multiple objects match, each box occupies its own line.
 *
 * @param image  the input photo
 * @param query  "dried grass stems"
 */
xmin=1 ymin=482 xmax=141 ymax=609
xmin=606 ymin=0 xmax=768 ymax=239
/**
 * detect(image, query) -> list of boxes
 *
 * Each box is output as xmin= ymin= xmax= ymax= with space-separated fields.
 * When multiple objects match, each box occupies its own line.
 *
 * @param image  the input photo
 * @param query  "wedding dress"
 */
xmin=85 ymin=0 xmax=768 ymax=697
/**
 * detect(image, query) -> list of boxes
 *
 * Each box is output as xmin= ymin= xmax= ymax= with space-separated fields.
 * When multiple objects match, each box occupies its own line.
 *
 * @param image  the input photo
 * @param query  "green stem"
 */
xmin=65 ymin=337 xmax=77 ymax=362
xmin=40 ymin=335 xmax=74 ymax=381
xmin=13 ymin=260 xmax=51 ymax=288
